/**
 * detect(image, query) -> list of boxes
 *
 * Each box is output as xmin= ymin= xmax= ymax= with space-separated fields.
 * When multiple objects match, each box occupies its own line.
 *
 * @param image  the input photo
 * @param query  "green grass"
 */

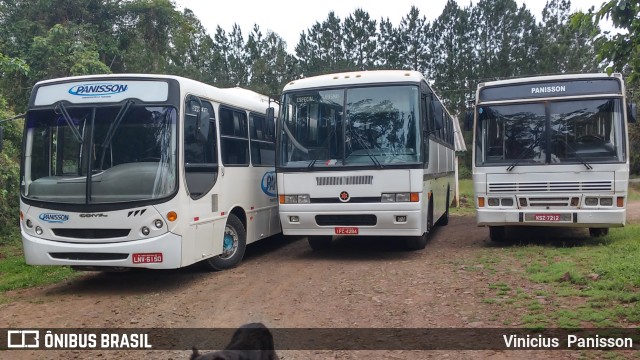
xmin=0 ymin=231 xmax=77 ymax=295
xmin=481 ymin=224 xmax=640 ymax=328
xmin=451 ymin=178 xmax=475 ymax=215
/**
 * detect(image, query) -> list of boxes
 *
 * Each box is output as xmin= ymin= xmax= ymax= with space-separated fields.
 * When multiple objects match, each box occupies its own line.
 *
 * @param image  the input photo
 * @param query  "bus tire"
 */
xmin=589 ymin=228 xmax=609 ymax=237
xmin=489 ymin=226 xmax=506 ymax=242
xmin=405 ymin=233 xmax=427 ymax=250
xmin=308 ymin=235 xmax=332 ymax=250
xmin=205 ymin=214 xmax=246 ymax=271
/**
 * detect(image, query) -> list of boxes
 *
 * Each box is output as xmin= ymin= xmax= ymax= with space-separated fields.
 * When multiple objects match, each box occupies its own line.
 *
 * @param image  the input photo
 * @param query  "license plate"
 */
xmin=534 ymin=214 xmax=561 ymax=222
xmin=132 ymin=253 xmax=163 ymax=264
xmin=335 ymin=227 xmax=358 ymax=235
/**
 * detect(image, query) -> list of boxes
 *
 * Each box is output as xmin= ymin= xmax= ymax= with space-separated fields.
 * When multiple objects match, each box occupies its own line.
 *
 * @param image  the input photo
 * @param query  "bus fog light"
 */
xmin=297 ymin=194 xmax=310 ymax=204
xmin=289 ymin=216 xmax=299 ymax=223
xmin=395 ymin=193 xmax=410 ymax=202
xmin=488 ymin=198 xmax=499 ymax=206
xmin=154 ymin=219 xmax=163 ymax=228
xmin=585 ymin=197 xmax=598 ymax=206
xmin=396 ymin=215 xmax=407 ymax=223
xmin=570 ymin=197 xmax=579 ymax=206
xmin=501 ymin=198 xmax=513 ymax=206
xmin=382 ymin=193 xmax=395 ymax=202
xmin=26 ymin=219 xmax=33 ymax=228
xmin=35 ymin=226 xmax=43 ymax=235
xmin=600 ymin=197 xmax=613 ymax=206
xmin=141 ymin=226 xmax=150 ymax=236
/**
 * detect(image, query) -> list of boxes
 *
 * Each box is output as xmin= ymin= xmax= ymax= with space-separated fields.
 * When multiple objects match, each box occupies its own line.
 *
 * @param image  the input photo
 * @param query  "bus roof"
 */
xmin=31 ymin=73 xmax=276 ymax=114
xmin=478 ymin=72 xmax=622 ymax=89
xmin=283 ymin=70 xmax=427 ymax=91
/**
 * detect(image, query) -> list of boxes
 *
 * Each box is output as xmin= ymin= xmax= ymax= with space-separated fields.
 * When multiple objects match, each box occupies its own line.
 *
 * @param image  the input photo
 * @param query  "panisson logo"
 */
xmin=38 ymin=213 xmax=70 ymax=223
xmin=531 ymin=85 xmax=566 ymax=94
xmin=68 ymin=83 xmax=129 ymax=96
xmin=261 ymin=171 xmax=277 ymax=197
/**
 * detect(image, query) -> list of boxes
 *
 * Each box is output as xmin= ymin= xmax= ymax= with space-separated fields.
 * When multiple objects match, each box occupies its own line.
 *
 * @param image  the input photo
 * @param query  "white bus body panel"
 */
xmin=279 ymin=169 xmax=443 ymax=237
xmin=474 ymin=163 xmax=627 ymax=227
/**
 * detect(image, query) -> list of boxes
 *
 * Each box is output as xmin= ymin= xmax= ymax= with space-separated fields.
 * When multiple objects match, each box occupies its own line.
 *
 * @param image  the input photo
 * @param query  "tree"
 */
xmin=375 ymin=17 xmax=400 ymax=69
xmin=343 ymin=9 xmax=377 ymax=70
xmin=397 ymin=6 xmax=430 ymax=72
xmin=572 ymin=0 xmax=640 ymax=82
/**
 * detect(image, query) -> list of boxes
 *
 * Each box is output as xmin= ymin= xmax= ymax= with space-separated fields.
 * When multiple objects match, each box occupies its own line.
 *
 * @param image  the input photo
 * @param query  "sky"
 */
xmin=175 ymin=0 xmax=613 ymax=53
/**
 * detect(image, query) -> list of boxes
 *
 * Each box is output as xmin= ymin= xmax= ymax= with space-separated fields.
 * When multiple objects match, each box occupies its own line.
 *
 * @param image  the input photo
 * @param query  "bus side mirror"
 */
xmin=266 ymin=107 xmax=274 ymax=123
xmin=464 ymin=110 xmax=473 ymax=131
xmin=0 ymin=126 xmax=3 ymax=152
xmin=628 ymin=103 xmax=637 ymax=123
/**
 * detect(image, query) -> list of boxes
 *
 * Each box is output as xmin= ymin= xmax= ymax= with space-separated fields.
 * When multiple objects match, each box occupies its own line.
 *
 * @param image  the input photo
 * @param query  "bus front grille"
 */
xmin=489 ymin=180 xmax=612 ymax=193
xmin=52 ymin=229 xmax=131 ymax=239
xmin=526 ymin=197 xmax=571 ymax=207
xmin=316 ymin=175 xmax=373 ymax=186
xmin=315 ymin=215 xmax=377 ymax=226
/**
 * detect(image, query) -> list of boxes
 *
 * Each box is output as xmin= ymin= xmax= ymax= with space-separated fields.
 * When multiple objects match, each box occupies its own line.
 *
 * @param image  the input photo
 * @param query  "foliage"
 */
xmin=0 ymin=0 xmax=634 ymax=238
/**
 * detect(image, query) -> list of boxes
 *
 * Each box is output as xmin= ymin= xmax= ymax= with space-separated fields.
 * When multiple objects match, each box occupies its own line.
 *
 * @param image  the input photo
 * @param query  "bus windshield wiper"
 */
xmin=55 ymin=102 xmax=84 ymax=144
xmin=348 ymin=127 xmax=383 ymax=169
xmin=560 ymin=139 xmax=593 ymax=170
xmin=99 ymin=99 xmax=134 ymax=169
xmin=506 ymin=137 xmax=541 ymax=172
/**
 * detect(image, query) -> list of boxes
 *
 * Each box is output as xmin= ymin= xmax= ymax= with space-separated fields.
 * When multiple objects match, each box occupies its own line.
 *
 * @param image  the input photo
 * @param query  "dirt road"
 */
xmin=1 ymin=210 xmax=638 ymax=359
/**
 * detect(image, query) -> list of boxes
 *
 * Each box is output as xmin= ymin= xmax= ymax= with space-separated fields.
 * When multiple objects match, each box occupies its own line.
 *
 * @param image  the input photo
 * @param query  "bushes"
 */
xmin=0 ymin=107 xmax=22 ymax=239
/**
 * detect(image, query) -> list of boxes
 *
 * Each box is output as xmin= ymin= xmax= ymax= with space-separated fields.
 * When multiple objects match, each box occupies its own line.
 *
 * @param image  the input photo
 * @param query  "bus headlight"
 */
xmin=599 ymin=197 xmax=613 ymax=206
xmin=488 ymin=198 xmax=500 ymax=206
xmin=501 ymin=198 xmax=514 ymax=206
xmin=154 ymin=219 xmax=164 ymax=228
xmin=382 ymin=193 xmax=396 ymax=202
xmin=281 ymin=194 xmax=310 ymax=204
xmin=141 ymin=226 xmax=150 ymax=236
xmin=585 ymin=197 xmax=598 ymax=206
xmin=26 ymin=219 xmax=33 ymax=228
xmin=382 ymin=193 xmax=419 ymax=202
xmin=35 ymin=226 xmax=43 ymax=235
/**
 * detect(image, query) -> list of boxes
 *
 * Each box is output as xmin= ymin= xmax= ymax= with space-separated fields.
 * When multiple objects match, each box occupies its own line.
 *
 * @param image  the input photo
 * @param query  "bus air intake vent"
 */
xmin=316 ymin=175 xmax=373 ymax=186
xmin=315 ymin=214 xmax=377 ymax=226
xmin=52 ymin=229 xmax=131 ymax=239
xmin=49 ymin=252 xmax=129 ymax=261
xmin=489 ymin=181 xmax=612 ymax=193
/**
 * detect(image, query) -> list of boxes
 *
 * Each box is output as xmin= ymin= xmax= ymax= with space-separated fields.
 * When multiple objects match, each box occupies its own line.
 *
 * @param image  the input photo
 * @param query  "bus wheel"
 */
xmin=308 ymin=235 xmax=332 ymax=250
xmin=205 ymin=214 xmax=246 ymax=271
xmin=589 ymin=228 xmax=609 ymax=237
xmin=489 ymin=226 xmax=506 ymax=242
xmin=405 ymin=233 xmax=427 ymax=250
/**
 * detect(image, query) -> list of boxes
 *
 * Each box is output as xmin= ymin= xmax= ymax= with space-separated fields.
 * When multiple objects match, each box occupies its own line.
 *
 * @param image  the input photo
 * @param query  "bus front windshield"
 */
xmin=278 ymin=85 xmax=421 ymax=168
xmin=22 ymin=103 xmax=177 ymax=204
xmin=476 ymin=98 xmax=626 ymax=167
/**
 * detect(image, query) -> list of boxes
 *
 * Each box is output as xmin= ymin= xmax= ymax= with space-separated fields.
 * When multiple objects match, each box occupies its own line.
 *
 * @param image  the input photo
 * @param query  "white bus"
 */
xmin=277 ymin=70 xmax=456 ymax=250
xmin=470 ymin=73 xmax=636 ymax=241
xmin=18 ymin=74 xmax=280 ymax=270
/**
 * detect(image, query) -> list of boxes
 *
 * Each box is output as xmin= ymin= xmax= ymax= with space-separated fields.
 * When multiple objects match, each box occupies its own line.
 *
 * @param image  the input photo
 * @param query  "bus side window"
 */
xmin=184 ymin=97 xmax=217 ymax=199
xmin=220 ymin=107 xmax=249 ymax=165
xmin=250 ymin=113 xmax=275 ymax=166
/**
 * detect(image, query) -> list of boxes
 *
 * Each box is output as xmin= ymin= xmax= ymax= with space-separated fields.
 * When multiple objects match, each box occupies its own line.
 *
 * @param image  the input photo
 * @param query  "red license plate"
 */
xmin=132 ymin=253 xmax=163 ymax=264
xmin=335 ymin=227 xmax=359 ymax=235
xmin=534 ymin=214 xmax=561 ymax=222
